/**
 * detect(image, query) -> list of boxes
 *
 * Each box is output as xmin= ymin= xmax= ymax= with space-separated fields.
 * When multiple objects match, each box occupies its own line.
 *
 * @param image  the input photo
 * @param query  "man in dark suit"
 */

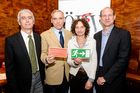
xmin=94 ymin=7 xmax=131 ymax=93
xmin=5 ymin=9 xmax=45 ymax=93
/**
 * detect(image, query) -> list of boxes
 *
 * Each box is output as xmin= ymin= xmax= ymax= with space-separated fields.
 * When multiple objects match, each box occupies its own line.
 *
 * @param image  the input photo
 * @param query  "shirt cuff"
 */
xmin=44 ymin=57 xmax=48 ymax=64
xmin=73 ymin=60 xmax=78 ymax=66
xmin=88 ymin=78 xmax=94 ymax=82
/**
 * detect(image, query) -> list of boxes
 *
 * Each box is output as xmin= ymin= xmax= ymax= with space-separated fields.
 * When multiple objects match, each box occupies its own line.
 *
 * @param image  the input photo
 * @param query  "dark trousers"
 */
xmin=69 ymin=71 xmax=93 ymax=93
xmin=95 ymin=66 xmax=126 ymax=93
xmin=95 ymin=66 xmax=104 ymax=93
xmin=45 ymin=73 xmax=69 ymax=93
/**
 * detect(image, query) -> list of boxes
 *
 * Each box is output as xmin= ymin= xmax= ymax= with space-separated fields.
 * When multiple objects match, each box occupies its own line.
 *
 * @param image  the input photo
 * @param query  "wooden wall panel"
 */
xmin=0 ymin=0 xmax=58 ymax=66
xmin=111 ymin=0 xmax=140 ymax=75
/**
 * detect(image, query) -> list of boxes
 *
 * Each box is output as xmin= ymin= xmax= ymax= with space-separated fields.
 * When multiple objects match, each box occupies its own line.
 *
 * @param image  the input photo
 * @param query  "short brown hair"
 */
xmin=71 ymin=18 xmax=90 ymax=37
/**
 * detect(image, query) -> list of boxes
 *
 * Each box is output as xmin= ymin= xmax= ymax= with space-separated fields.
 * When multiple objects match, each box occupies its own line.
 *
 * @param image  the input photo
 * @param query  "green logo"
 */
xmin=71 ymin=49 xmax=90 ymax=58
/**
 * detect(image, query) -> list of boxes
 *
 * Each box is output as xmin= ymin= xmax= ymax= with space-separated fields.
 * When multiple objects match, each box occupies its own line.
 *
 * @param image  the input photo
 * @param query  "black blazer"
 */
xmin=94 ymin=26 xmax=131 ymax=93
xmin=5 ymin=31 xmax=45 ymax=93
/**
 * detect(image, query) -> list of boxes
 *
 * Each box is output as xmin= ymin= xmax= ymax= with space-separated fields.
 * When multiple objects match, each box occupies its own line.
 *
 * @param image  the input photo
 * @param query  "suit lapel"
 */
xmin=49 ymin=28 xmax=62 ymax=47
xmin=103 ymin=26 xmax=118 ymax=55
xmin=16 ymin=32 xmax=30 ymax=62
xmin=63 ymin=29 xmax=70 ymax=48
xmin=97 ymin=32 xmax=102 ymax=62
xmin=33 ymin=33 xmax=39 ymax=59
xmin=64 ymin=30 xmax=67 ymax=48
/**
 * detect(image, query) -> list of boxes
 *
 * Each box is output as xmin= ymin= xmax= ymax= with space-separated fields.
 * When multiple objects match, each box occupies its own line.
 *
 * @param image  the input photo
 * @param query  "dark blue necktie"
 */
xmin=59 ymin=31 xmax=64 ymax=48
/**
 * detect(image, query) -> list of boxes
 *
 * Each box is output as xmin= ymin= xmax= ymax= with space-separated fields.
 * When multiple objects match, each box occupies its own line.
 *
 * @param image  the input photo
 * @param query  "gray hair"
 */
xmin=100 ymin=7 xmax=115 ymax=17
xmin=51 ymin=10 xmax=64 ymax=18
xmin=17 ymin=9 xmax=35 ymax=22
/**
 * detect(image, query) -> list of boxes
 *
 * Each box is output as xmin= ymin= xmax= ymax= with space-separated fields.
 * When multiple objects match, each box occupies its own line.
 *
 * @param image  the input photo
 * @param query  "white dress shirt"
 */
xmin=20 ymin=30 xmax=39 ymax=71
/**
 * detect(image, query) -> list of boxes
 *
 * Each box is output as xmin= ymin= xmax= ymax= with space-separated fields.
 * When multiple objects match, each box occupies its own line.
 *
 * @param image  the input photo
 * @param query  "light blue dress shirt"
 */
xmin=53 ymin=27 xmax=64 ymax=41
xmin=99 ymin=25 xmax=114 ymax=67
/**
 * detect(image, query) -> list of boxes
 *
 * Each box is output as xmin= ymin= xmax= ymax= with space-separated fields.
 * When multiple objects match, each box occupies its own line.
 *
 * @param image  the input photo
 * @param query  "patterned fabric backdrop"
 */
xmin=0 ymin=0 xmax=58 ymax=66
xmin=111 ymin=0 xmax=140 ymax=75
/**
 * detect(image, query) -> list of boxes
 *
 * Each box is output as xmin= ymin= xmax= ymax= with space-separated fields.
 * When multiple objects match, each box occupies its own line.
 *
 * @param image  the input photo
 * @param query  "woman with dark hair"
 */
xmin=67 ymin=18 xmax=97 ymax=93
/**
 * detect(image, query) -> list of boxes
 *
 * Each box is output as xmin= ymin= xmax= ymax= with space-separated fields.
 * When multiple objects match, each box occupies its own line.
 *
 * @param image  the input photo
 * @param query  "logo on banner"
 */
xmin=64 ymin=12 xmax=98 ymax=32
xmin=81 ymin=13 xmax=92 ymax=22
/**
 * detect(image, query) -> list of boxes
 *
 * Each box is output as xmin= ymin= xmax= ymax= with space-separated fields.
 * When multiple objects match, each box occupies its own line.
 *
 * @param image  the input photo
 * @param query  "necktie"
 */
xmin=59 ymin=31 xmax=64 ymax=48
xmin=28 ymin=35 xmax=38 ymax=74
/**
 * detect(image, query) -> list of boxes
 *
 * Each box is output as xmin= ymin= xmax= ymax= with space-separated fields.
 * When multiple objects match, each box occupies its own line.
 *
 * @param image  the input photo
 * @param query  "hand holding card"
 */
xmin=49 ymin=47 xmax=67 ymax=58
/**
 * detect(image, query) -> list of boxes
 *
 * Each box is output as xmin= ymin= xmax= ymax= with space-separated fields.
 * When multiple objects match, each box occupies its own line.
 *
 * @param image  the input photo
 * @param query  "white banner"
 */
xmin=59 ymin=0 xmax=111 ymax=37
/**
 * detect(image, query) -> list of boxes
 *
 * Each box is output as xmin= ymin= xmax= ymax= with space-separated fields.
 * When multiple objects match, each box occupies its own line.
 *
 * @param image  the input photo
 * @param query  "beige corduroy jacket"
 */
xmin=40 ymin=27 xmax=72 ymax=85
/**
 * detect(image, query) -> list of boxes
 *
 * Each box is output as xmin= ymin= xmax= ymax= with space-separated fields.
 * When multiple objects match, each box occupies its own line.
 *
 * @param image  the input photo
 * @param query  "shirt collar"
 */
xmin=102 ymin=25 xmax=114 ymax=36
xmin=20 ymin=30 xmax=33 ymax=39
xmin=53 ymin=27 xmax=64 ymax=34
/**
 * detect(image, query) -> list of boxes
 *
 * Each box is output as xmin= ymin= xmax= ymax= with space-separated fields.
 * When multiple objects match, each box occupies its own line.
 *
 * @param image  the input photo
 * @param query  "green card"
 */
xmin=71 ymin=49 xmax=90 ymax=58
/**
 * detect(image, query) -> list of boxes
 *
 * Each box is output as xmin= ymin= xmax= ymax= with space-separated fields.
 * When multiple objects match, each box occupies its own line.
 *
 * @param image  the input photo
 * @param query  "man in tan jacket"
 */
xmin=40 ymin=10 xmax=72 ymax=93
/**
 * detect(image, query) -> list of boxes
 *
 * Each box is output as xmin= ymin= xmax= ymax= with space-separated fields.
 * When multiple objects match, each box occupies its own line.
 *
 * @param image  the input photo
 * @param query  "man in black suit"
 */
xmin=5 ymin=9 xmax=45 ymax=93
xmin=94 ymin=7 xmax=131 ymax=93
